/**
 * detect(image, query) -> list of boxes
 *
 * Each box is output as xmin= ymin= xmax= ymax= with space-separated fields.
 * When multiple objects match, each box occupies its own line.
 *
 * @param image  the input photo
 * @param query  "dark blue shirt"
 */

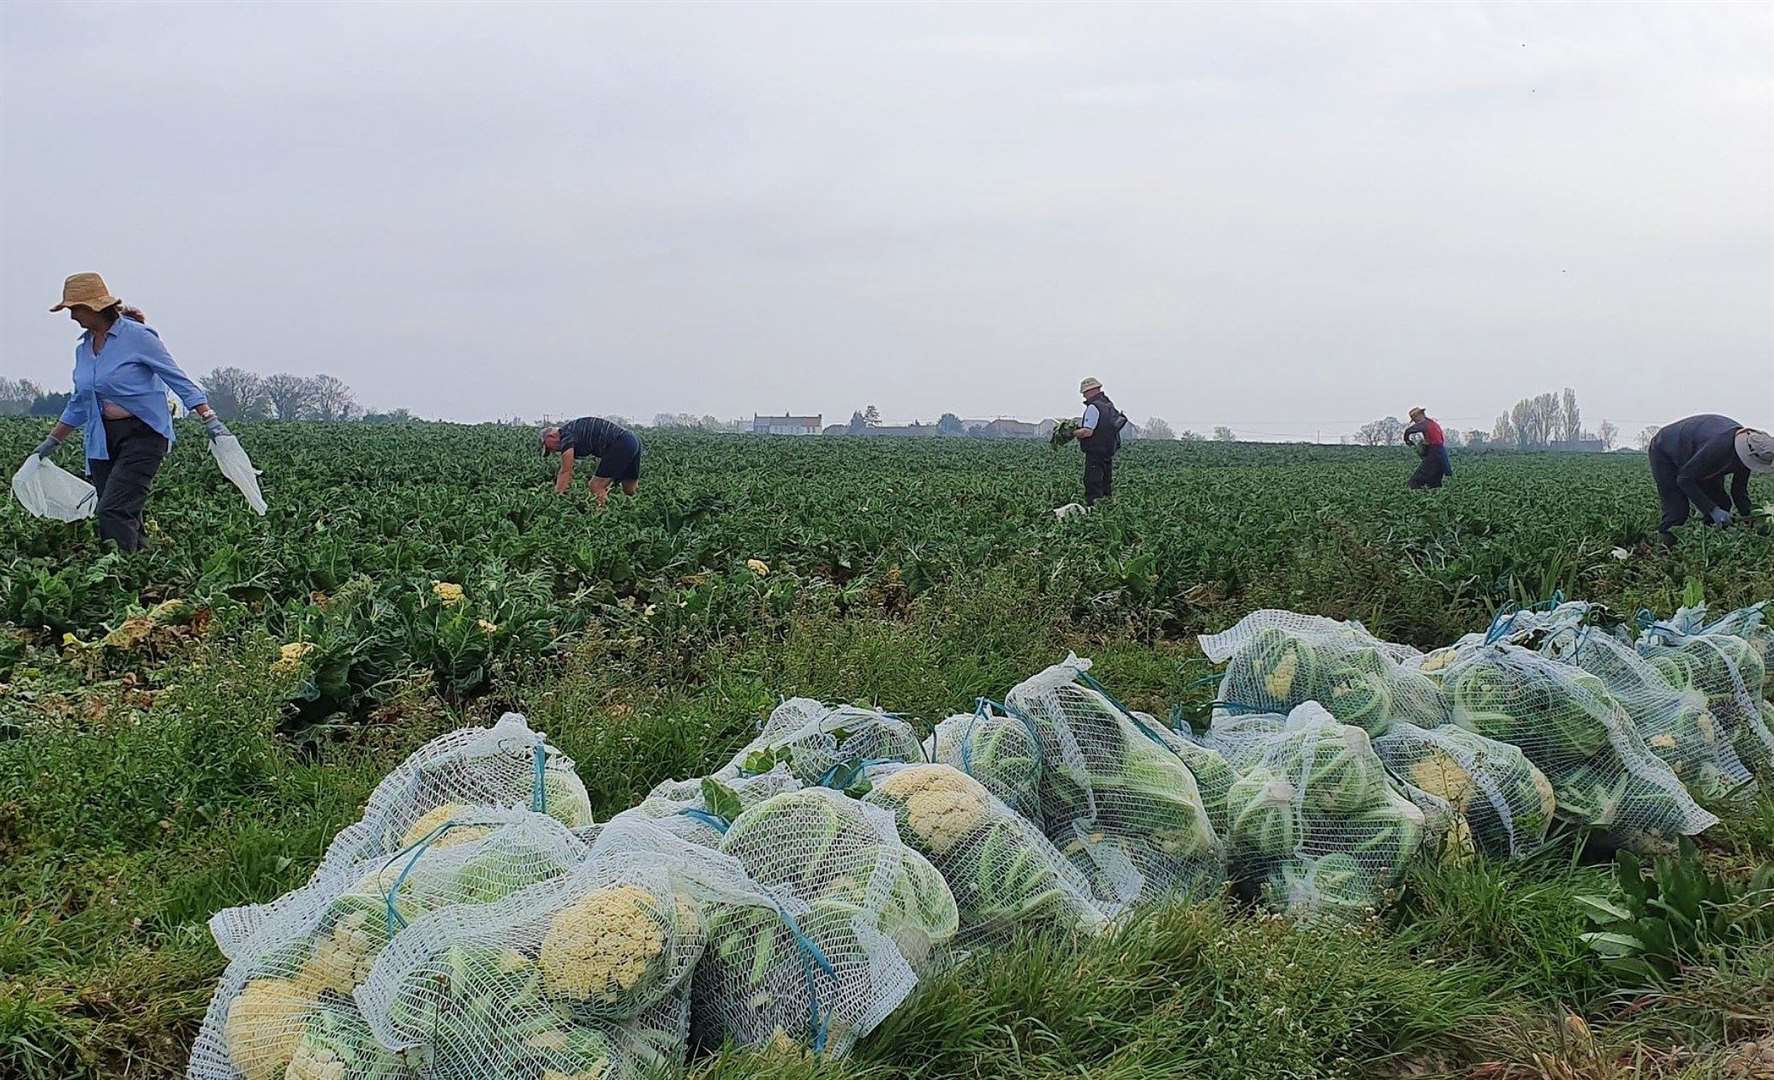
xmin=559 ymin=416 xmax=631 ymax=458
xmin=1650 ymin=414 xmax=1751 ymax=517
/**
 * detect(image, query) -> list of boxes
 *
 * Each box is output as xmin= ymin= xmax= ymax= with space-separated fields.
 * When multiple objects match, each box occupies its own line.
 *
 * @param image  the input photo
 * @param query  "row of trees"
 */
xmin=0 ymin=371 xmax=414 ymax=423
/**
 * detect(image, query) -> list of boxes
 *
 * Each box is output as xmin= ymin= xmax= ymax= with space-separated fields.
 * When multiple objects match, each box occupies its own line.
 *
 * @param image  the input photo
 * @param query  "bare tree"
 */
xmin=1143 ymin=417 xmax=1176 ymax=440
xmin=1444 ymin=428 xmax=1465 ymax=448
xmin=202 ymin=367 xmax=268 ymax=420
xmin=262 ymin=372 xmax=315 ymax=420
xmin=1560 ymin=387 xmax=1582 ymax=444
xmin=1356 ymin=416 xmax=1406 ymax=446
xmin=0 ymin=377 xmax=44 ymax=416
xmin=307 ymin=375 xmax=359 ymax=421
xmin=863 ymin=404 xmax=881 ymax=427
xmin=1637 ymin=425 xmax=1661 ymax=451
xmin=1598 ymin=419 xmax=1618 ymax=451
xmin=1213 ymin=425 xmax=1236 ymax=442
xmin=1466 ymin=430 xmax=1487 ymax=447
xmin=1491 ymin=413 xmax=1515 ymax=447
xmin=1176 ymin=429 xmax=1204 ymax=442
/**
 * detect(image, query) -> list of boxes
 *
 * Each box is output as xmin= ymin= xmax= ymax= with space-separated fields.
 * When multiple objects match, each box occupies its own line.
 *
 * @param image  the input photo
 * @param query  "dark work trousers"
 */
xmin=88 ymin=416 xmax=169 ymax=552
xmin=1649 ymin=444 xmax=1729 ymax=543
xmin=1406 ymin=446 xmax=1449 ymax=489
xmin=1083 ymin=455 xmax=1114 ymax=505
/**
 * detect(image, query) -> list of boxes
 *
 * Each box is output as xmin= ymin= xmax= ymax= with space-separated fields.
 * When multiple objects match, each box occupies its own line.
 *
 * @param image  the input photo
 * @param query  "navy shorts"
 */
xmin=593 ymin=432 xmax=643 ymax=483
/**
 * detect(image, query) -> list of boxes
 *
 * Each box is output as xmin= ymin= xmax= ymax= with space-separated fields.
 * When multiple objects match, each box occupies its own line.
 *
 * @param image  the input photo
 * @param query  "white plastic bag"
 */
xmin=11 ymin=456 xmax=98 ymax=521
xmin=209 ymin=434 xmax=267 ymax=515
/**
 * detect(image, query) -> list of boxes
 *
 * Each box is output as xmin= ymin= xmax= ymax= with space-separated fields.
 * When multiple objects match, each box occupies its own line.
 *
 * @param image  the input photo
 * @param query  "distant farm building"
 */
xmin=753 ymin=413 xmax=823 ymax=436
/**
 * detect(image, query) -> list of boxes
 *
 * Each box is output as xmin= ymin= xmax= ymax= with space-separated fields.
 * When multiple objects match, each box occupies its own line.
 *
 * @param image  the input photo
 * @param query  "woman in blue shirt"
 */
xmin=30 ymin=273 xmax=231 ymax=551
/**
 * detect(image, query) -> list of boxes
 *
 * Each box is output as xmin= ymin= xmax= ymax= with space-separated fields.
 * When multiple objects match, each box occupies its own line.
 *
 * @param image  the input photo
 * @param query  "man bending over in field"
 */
xmin=1647 ymin=415 xmax=1773 ymax=546
xmin=540 ymin=416 xmax=644 ymax=506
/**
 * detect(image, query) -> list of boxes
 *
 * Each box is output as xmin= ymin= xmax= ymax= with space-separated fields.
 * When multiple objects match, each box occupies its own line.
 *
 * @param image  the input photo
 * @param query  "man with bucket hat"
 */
xmin=1647 ymin=414 xmax=1774 ymax=545
xmin=1074 ymin=377 xmax=1127 ymax=505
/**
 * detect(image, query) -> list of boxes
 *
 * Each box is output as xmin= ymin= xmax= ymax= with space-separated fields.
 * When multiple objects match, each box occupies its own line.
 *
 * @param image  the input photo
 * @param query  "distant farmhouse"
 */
xmin=752 ymin=413 xmax=822 ymax=436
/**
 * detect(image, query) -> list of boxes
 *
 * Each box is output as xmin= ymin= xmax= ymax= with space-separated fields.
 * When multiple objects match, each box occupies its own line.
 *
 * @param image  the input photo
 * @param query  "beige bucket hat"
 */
xmin=50 ymin=272 xmax=120 ymax=312
xmin=1737 ymin=429 xmax=1774 ymax=474
xmin=1080 ymin=377 xmax=1103 ymax=394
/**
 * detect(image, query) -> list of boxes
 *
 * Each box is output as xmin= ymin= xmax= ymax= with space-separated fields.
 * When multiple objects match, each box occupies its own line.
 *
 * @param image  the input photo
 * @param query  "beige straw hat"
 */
xmin=50 ymin=272 xmax=120 ymax=313
xmin=1080 ymin=377 xmax=1103 ymax=393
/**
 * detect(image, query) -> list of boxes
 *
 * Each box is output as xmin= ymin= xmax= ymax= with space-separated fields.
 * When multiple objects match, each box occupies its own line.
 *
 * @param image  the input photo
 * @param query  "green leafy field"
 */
xmin=3 ymin=419 xmax=1772 ymax=1079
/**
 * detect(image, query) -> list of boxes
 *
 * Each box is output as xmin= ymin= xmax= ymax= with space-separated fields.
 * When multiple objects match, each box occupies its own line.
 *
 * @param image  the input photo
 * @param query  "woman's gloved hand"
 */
xmin=204 ymin=416 xmax=230 ymax=441
xmin=1709 ymin=507 xmax=1732 ymax=526
xmin=32 ymin=436 xmax=62 ymax=460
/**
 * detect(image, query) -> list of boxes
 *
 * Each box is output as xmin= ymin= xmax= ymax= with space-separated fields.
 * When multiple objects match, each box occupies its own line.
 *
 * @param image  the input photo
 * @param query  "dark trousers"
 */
xmin=1083 ymin=455 xmax=1114 ymax=505
xmin=88 ymin=417 xmax=168 ymax=552
xmin=1406 ymin=446 xmax=1450 ymax=489
xmin=1649 ymin=445 xmax=1727 ymax=540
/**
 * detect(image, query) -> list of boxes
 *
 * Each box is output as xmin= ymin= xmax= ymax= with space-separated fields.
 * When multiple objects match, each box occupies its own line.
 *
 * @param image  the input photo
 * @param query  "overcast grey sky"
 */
xmin=3 ymin=1 xmax=1770 ymax=436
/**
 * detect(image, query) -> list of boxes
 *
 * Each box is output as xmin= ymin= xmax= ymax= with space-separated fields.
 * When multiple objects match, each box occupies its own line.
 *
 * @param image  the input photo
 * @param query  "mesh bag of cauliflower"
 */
xmin=190 ymin=807 xmax=587 ymax=1080
xmin=1129 ymin=713 xmax=1240 ymax=841
xmin=1372 ymin=721 xmax=1555 ymax=858
xmin=1443 ymin=644 xmax=1717 ymax=850
xmin=306 ymin=714 xmax=595 ymax=892
xmin=1540 ymin=628 xmax=1747 ymax=797
xmin=354 ymin=853 xmax=703 ymax=1080
xmin=714 ymin=699 xmax=926 ymax=786
xmin=697 ymin=787 xmax=959 ymax=1057
xmin=1205 ymin=704 xmax=1441 ymax=918
xmin=1637 ymin=632 xmax=1774 ymax=784
xmin=928 ymin=701 xmax=1045 ymax=823
xmin=860 ymin=763 xmax=1108 ymax=943
xmin=615 ymin=764 xmax=806 ymax=848
xmin=1199 ymin=610 xmax=1445 ymax=734
xmin=1003 ymin=656 xmax=1224 ymax=912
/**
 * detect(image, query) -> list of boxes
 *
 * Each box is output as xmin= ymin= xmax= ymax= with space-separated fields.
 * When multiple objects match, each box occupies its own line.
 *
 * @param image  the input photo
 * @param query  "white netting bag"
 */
xmin=615 ymin=764 xmax=806 ymax=848
xmin=860 ymin=763 xmax=1108 ymax=943
xmin=1540 ymin=628 xmax=1745 ymax=797
xmin=354 ymin=859 xmax=699 ymax=1080
xmin=11 ymin=455 xmax=98 ymax=521
xmin=1199 ymin=611 xmax=1444 ymax=734
xmin=714 ymin=699 xmax=926 ymax=785
xmin=1205 ymin=704 xmax=1438 ymax=918
xmin=190 ymin=808 xmax=588 ymax=1080
xmin=1131 ymin=713 xmax=1240 ymax=840
xmin=928 ymin=702 xmax=1044 ymax=823
xmin=1372 ymin=721 xmax=1556 ymax=858
xmin=1638 ymin=633 xmax=1774 ymax=784
xmin=1003 ymin=656 xmax=1224 ymax=912
xmin=1443 ymin=644 xmax=1718 ymax=850
xmin=308 ymin=714 xmax=595 ymax=892
xmin=699 ymin=787 xmax=958 ymax=1056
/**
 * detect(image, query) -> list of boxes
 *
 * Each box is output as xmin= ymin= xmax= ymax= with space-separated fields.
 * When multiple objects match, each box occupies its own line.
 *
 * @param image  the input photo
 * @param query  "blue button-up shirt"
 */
xmin=58 ymin=318 xmax=208 ymax=464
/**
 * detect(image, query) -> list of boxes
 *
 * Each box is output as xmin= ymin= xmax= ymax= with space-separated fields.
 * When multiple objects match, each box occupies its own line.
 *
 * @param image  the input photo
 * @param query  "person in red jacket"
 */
xmin=1403 ymin=406 xmax=1453 ymax=489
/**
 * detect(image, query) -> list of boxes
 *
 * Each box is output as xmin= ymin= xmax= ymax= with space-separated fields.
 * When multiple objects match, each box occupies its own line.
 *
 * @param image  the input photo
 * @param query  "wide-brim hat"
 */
xmin=1409 ymin=406 xmax=1426 ymax=418
xmin=1080 ymin=377 xmax=1103 ymax=394
xmin=50 ymin=272 xmax=119 ymax=312
xmin=1737 ymin=428 xmax=1774 ymax=474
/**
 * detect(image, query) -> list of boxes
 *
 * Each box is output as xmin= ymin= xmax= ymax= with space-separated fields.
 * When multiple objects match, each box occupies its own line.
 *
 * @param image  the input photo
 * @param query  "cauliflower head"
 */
xmin=539 ymin=883 xmax=676 ymax=1005
xmin=398 ymin=803 xmax=492 ymax=850
xmin=1408 ymin=750 xmax=1476 ymax=811
xmin=295 ymin=906 xmax=385 ymax=996
xmin=224 ymin=977 xmax=313 ymax=1080
xmin=876 ymin=765 xmax=990 ymax=856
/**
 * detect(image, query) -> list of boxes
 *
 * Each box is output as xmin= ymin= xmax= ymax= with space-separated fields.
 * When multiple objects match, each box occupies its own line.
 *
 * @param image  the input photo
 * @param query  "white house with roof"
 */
xmin=752 ymin=413 xmax=823 ymax=436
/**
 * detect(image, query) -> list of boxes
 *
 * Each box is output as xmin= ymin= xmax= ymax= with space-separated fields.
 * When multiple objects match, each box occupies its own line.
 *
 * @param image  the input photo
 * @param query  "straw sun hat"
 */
xmin=50 ymin=272 xmax=121 ymax=312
